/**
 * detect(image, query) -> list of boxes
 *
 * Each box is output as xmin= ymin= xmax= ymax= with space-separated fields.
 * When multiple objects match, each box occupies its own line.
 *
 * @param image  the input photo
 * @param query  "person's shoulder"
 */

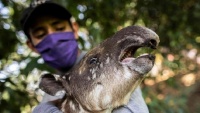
xmin=75 ymin=50 xmax=87 ymax=64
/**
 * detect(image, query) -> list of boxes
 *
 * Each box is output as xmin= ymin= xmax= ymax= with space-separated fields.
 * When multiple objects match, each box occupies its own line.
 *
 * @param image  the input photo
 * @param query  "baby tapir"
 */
xmin=39 ymin=25 xmax=160 ymax=113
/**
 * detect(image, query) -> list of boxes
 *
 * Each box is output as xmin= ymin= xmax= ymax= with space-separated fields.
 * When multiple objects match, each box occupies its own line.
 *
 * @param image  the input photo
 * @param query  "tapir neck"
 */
xmin=60 ymin=95 xmax=112 ymax=113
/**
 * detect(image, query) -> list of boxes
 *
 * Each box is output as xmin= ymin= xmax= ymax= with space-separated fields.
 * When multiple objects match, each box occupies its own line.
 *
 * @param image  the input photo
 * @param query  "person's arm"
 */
xmin=112 ymin=86 xmax=149 ymax=113
xmin=32 ymin=92 xmax=64 ymax=113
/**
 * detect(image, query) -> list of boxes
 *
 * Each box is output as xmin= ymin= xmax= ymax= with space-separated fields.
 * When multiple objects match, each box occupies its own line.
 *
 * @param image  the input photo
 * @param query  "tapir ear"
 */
xmin=39 ymin=73 xmax=65 ymax=96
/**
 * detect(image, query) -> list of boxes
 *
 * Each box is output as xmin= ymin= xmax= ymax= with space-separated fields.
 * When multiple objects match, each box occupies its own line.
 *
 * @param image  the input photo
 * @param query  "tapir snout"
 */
xmin=39 ymin=25 xmax=160 ymax=113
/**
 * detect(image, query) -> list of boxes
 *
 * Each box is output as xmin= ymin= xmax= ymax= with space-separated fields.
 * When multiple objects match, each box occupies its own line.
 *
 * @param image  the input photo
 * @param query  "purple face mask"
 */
xmin=35 ymin=32 xmax=78 ymax=72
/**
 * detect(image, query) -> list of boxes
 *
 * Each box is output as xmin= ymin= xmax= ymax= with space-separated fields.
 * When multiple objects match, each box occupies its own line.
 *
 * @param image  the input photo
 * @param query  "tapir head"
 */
xmin=39 ymin=25 xmax=160 ymax=112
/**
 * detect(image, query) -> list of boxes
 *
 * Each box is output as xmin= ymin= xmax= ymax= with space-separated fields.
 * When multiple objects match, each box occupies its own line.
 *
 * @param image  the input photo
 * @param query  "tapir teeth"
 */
xmin=120 ymin=50 xmax=133 ymax=61
xmin=139 ymin=53 xmax=149 ymax=57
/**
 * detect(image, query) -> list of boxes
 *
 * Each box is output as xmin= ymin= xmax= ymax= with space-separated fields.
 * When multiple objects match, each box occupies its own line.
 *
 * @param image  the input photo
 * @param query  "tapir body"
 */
xmin=39 ymin=25 xmax=160 ymax=113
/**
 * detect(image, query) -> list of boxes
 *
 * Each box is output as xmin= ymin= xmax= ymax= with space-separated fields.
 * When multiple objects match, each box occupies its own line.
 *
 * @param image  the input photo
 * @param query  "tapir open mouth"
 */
xmin=119 ymin=39 xmax=158 ymax=62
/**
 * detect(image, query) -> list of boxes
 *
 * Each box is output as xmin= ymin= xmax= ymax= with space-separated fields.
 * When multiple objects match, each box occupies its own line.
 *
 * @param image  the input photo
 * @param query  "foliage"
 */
xmin=0 ymin=0 xmax=200 ymax=113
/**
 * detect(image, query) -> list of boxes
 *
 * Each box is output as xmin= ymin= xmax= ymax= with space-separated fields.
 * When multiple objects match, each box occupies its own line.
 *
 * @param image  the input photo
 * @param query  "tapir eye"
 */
xmin=90 ymin=57 xmax=98 ymax=64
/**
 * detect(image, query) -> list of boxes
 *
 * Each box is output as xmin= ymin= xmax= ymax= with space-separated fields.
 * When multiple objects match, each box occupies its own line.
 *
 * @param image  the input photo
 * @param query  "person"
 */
xmin=20 ymin=0 xmax=149 ymax=113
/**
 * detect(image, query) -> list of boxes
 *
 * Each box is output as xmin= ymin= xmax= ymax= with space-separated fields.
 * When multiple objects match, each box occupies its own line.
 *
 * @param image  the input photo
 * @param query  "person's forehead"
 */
xmin=30 ymin=16 xmax=68 ymax=28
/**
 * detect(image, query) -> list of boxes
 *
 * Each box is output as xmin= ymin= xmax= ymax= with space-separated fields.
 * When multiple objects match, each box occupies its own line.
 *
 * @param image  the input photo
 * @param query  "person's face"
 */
xmin=27 ymin=15 xmax=79 ymax=53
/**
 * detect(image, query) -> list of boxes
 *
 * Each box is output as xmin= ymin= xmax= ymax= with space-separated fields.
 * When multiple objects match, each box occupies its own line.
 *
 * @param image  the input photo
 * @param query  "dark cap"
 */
xmin=20 ymin=0 xmax=72 ymax=38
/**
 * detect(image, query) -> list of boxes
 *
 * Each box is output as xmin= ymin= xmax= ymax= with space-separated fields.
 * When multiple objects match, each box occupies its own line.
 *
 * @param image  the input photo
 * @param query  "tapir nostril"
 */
xmin=149 ymin=39 xmax=157 ymax=49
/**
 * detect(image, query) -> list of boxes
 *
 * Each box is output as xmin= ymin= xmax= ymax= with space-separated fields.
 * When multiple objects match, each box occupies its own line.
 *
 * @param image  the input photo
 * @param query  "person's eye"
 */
xmin=35 ymin=32 xmax=46 ymax=39
xmin=56 ymin=26 xmax=65 ymax=31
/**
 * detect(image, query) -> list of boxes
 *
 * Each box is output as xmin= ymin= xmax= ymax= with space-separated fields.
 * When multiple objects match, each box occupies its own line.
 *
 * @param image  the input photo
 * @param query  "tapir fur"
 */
xmin=39 ymin=25 xmax=160 ymax=113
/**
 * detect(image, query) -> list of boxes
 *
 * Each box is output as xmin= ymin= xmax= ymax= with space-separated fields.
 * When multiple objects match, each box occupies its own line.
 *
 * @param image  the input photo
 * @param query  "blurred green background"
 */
xmin=0 ymin=0 xmax=200 ymax=113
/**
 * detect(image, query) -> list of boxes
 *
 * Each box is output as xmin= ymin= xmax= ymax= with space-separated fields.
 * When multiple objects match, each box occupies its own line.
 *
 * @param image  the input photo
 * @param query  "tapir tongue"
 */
xmin=121 ymin=53 xmax=150 ymax=65
xmin=121 ymin=54 xmax=155 ymax=75
xmin=121 ymin=58 xmax=135 ymax=64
